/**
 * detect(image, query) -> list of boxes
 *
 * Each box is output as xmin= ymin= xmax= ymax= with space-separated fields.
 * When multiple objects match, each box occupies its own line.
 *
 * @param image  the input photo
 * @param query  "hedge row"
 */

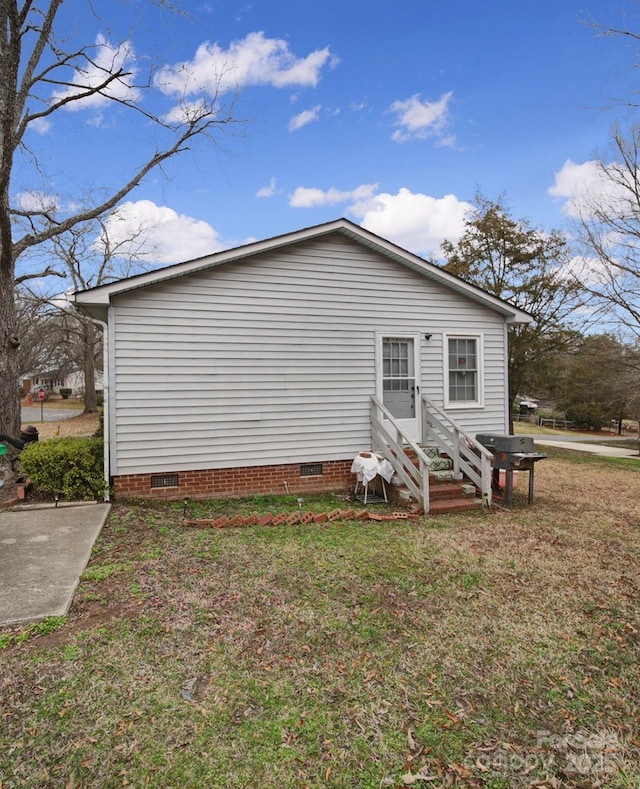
xmin=19 ymin=437 xmax=106 ymax=500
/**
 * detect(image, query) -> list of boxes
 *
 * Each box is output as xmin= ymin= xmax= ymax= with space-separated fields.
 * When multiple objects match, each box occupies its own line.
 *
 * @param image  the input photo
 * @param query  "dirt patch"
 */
xmin=22 ymin=411 xmax=100 ymax=440
xmin=29 ymin=602 xmax=141 ymax=648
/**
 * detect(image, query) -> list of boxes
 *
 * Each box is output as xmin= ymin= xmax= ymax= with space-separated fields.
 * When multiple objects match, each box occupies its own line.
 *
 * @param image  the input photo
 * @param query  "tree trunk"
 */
xmin=82 ymin=318 xmax=98 ymax=414
xmin=508 ymin=372 xmax=520 ymax=436
xmin=0 ymin=174 xmax=20 ymax=443
xmin=0 ymin=1 xmax=21 ymax=451
xmin=0 ymin=262 xmax=21 ymax=443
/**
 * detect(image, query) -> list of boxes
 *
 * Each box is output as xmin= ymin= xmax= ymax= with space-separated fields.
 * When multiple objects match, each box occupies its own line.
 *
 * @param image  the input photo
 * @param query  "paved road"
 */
xmin=21 ymin=406 xmax=83 ymax=423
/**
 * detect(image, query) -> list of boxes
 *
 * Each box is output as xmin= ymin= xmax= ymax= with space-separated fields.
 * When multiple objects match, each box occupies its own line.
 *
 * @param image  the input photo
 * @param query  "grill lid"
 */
xmin=476 ymin=433 xmax=535 ymax=454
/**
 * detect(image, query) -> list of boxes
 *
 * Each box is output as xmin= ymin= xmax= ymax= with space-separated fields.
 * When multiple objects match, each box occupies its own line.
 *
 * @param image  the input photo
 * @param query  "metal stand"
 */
xmin=492 ymin=456 xmax=545 ymax=505
xmin=354 ymin=475 xmax=388 ymax=504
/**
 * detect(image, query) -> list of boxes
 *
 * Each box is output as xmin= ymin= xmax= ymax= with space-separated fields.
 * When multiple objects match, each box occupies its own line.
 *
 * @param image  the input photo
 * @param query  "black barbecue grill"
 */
xmin=476 ymin=434 xmax=547 ymax=505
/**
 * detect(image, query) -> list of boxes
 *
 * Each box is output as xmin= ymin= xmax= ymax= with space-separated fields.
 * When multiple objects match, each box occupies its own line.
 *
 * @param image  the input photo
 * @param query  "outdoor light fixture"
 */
xmin=424 ymin=333 xmax=433 ymax=341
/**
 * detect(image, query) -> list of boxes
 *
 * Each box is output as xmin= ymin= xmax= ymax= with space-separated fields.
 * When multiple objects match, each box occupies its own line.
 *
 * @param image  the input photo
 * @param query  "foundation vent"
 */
xmin=150 ymin=473 xmax=179 ymax=489
xmin=300 ymin=463 xmax=323 ymax=477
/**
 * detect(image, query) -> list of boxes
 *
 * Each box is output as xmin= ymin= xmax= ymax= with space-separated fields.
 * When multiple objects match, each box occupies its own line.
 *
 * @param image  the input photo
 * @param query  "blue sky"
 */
xmin=15 ymin=0 xmax=640 ymax=275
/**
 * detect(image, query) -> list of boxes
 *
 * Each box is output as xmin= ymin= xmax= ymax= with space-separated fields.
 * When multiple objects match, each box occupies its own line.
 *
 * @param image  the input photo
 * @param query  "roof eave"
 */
xmin=72 ymin=218 xmax=534 ymax=324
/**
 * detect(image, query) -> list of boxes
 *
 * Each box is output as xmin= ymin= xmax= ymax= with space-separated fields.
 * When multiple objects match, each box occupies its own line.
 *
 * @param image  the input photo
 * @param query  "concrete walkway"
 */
xmin=0 ymin=503 xmax=110 ymax=626
xmin=533 ymin=439 xmax=640 ymax=458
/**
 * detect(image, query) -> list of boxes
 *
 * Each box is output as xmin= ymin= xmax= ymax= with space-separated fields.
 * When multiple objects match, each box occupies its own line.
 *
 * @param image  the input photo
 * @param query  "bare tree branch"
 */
xmin=14 ymin=265 xmax=65 ymax=285
xmin=13 ymin=99 xmax=238 ymax=259
xmin=572 ymin=123 xmax=640 ymax=339
xmin=0 ymin=0 xmax=244 ymax=439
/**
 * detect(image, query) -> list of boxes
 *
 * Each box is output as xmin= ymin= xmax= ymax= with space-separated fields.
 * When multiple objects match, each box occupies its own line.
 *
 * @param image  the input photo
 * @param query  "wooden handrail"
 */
xmin=420 ymin=395 xmax=492 ymax=505
xmin=369 ymin=395 xmax=493 ymax=511
xmin=370 ymin=396 xmax=432 ymax=512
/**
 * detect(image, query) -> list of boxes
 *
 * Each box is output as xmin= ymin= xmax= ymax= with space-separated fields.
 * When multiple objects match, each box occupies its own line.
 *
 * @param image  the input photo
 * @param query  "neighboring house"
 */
xmin=22 ymin=369 xmax=103 ymax=396
xmin=63 ymin=369 xmax=104 ymax=396
xmin=21 ymin=373 xmax=65 ymax=393
xmin=73 ymin=219 xmax=531 ymax=504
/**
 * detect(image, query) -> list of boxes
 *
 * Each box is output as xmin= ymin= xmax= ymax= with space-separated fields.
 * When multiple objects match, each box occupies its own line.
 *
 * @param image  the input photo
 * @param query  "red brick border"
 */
xmin=181 ymin=508 xmax=421 ymax=528
xmin=113 ymin=459 xmax=354 ymax=500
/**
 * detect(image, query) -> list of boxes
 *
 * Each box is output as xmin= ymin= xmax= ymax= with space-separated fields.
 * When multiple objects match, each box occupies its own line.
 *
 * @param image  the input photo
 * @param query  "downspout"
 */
xmin=503 ymin=320 xmax=511 ymax=433
xmin=91 ymin=318 xmax=110 ymax=503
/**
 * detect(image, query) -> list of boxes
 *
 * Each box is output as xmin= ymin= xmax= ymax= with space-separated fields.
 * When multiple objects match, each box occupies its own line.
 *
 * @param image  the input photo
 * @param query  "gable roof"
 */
xmin=73 ymin=218 xmax=532 ymax=325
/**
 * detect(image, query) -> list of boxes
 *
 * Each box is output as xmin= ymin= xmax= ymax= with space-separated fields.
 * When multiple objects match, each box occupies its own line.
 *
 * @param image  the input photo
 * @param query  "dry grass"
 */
xmin=1 ymin=450 xmax=639 ymax=788
xmin=22 ymin=411 xmax=100 ymax=440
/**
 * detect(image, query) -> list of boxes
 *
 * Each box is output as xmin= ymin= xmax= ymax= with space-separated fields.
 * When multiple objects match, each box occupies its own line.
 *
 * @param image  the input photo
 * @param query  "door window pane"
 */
xmin=382 ymin=337 xmax=415 ymax=418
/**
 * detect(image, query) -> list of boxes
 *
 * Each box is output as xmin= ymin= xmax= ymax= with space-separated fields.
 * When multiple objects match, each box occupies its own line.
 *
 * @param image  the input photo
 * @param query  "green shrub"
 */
xmin=19 ymin=437 xmax=106 ymax=500
xmin=564 ymin=404 xmax=605 ymax=431
xmin=60 ymin=387 xmax=72 ymax=399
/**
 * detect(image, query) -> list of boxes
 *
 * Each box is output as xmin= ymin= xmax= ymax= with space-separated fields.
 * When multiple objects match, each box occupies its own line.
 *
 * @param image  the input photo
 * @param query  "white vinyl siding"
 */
xmin=109 ymin=236 xmax=509 ymax=475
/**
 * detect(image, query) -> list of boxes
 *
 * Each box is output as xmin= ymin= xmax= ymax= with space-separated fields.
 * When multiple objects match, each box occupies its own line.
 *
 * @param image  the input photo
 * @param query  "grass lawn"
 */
xmin=1 ymin=452 xmax=639 ymax=788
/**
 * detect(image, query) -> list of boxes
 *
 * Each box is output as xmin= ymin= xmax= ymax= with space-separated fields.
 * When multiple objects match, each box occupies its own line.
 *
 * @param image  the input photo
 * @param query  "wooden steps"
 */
xmin=389 ymin=480 xmax=481 ymax=514
xmin=388 ymin=446 xmax=483 ymax=515
xmin=428 ymin=480 xmax=482 ymax=515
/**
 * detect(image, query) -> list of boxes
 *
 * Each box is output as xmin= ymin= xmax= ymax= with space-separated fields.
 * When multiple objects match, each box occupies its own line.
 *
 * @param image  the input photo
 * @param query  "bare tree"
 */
xmin=46 ymin=215 xmax=157 ymax=412
xmin=567 ymin=8 xmax=640 ymax=335
xmin=571 ymin=124 xmax=640 ymax=338
xmin=14 ymin=288 xmax=72 ymax=382
xmin=0 ymin=1 xmax=240 ymax=439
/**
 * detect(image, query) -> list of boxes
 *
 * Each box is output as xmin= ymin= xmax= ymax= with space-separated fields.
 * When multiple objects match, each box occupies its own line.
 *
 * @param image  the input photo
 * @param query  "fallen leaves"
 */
xmin=402 ymin=770 xmax=438 ymax=784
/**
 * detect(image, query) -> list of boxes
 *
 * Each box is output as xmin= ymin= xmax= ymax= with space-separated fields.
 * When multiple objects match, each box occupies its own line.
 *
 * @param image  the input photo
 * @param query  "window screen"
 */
xmin=448 ymin=337 xmax=477 ymax=403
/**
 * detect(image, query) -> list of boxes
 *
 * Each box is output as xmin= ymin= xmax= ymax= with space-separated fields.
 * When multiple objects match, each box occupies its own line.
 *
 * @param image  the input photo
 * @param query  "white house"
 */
xmin=63 ymin=369 xmax=104 ymax=396
xmin=21 ymin=369 xmax=103 ymax=396
xmin=73 ymin=219 xmax=531 ymax=506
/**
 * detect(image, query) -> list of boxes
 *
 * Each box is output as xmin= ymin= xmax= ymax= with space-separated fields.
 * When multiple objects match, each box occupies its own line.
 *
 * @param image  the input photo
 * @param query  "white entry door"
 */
xmin=378 ymin=335 xmax=421 ymax=443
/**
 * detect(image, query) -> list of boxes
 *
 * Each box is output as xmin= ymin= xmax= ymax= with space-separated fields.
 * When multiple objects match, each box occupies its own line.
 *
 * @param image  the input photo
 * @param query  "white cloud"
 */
xmin=52 ymin=34 xmax=141 ymax=110
xmin=389 ymin=92 xmax=454 ymax=144
xmin=561 ymin=254 xmax=612 ymax=287
xmin=17 ymin=191 xmax=59 ymax=213
xmin=549 ymin=159 xmax=600 ymax=200
xmin=256 ymin=178 xmax=279 ymax=198
xmin=288 ymin=182 xmax=470 ymax=255
xmin=288 ymin=105 xmax=321 ymax=132
xmin=352 ymin=188 xmax=472 ymax=256
xmin=549 ymin=162 xmax=636 ymax=293
xmin=154 ymin=32 xmax=333 ymax=98
xmin=289 ymin=183 xmax=378 ymax=208
xmin=98 ymin=200 xmax=225 ymax=264
xmin=163 ymin=98 xmax=212 ymax=125
xmin=549 ymin=158 xmax=628 ymax=219
xmin=549 ymin=159 xmax=605 ymax=217
xmin=29 ymin=117 xmax=52 ymax=135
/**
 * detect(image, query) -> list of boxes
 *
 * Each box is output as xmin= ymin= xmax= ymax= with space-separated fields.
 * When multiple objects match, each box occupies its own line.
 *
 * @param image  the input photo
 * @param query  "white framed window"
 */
xmin=444 ymin=334 xmax=484 ymax=408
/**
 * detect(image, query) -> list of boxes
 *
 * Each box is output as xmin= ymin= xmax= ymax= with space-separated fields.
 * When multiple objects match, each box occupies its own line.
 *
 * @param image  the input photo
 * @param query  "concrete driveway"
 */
xmin=0 ymin=503 xmax=110 ymax=626
xmin=21 ymin=406 xmax=83 ymax=423
xmin=533 ymin=438 xmax=640 ymax=458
